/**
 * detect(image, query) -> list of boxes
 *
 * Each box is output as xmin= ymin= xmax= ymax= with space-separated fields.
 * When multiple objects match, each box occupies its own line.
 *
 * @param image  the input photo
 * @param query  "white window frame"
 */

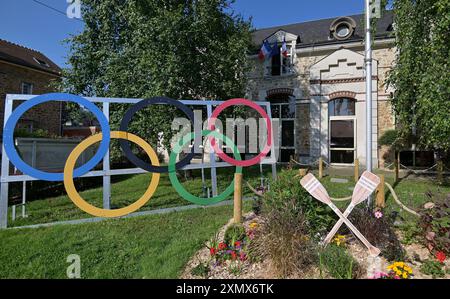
xmin=329 ymin=115 xmax=357 ymax=166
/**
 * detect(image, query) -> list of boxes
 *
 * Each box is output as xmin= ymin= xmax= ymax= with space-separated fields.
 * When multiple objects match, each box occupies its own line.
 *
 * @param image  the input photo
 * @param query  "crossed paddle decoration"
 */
xmin=300 ymin=171 xmax=381 ymax=256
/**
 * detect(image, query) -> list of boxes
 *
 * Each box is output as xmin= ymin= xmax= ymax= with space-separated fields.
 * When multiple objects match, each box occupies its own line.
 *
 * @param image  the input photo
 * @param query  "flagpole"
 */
xmin=365 ymin=0 xmax=373 ymax=206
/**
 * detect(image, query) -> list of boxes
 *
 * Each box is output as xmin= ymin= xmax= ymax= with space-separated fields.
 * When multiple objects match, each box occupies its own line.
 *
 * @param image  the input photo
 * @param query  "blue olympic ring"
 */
xmin=3 ymin=93 xmax=111 ymax=181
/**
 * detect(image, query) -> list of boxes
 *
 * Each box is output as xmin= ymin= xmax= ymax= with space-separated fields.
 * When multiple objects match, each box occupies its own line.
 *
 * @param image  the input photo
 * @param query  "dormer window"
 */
xmin=336 ymin=24 xmax=351 ymax=38
xmin=330 ymin=17 xmax=356 ymax=41
xmin=33 ymin=57 xmax=50 ymax=67
xmin=270 ymin=43 xmax=293 ymax=76
xmin=260 ymin=31 xmax=297 ymax=77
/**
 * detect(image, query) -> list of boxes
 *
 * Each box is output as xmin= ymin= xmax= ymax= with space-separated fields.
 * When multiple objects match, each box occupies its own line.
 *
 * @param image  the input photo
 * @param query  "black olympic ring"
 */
xmin=119 ymin=97 xmax=195 ymax=173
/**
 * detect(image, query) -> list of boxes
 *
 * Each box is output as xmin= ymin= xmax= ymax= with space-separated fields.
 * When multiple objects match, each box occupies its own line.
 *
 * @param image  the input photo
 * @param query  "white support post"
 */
xmin=0 ymin=96 xmax=13 ymax=228
xmin=365 ymin=0 xmax=373 ymax=206
xmin=102 ymin=102 xmax=111 ymax=209
xmin=206 ymin=104 xmax=218 ymax=196
xmin=22 ymin=181 xmax=26 ymax=218
xmin=266 ymin=104 xmax=277 ymax=180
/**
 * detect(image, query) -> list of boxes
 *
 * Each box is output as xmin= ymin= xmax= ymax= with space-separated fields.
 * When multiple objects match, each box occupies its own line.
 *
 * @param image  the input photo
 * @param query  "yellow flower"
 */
xmin=333 ymin=235 xmax=346 ymax=246
xmin=402 ymin=273 xmax=408 ymax=279
xmin=249 ymin=222 xmax=258 ymax=229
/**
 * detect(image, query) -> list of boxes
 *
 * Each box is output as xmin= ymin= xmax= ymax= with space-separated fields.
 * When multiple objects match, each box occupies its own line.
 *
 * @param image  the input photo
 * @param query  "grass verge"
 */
xmin=0 ymin=204 xmax=249 ymax=278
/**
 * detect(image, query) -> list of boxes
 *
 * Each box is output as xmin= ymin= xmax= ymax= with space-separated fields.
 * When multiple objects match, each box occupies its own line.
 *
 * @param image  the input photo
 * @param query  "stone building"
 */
xmin=247 ymin=12 xmax=395 ymax=168
xmin=0 ymin=39 xmax=62 ymax=139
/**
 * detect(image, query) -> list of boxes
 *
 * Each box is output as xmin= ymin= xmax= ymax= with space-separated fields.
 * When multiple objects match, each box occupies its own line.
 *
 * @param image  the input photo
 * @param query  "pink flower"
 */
xmin=374 ymin=211 xmax=383 ymax=219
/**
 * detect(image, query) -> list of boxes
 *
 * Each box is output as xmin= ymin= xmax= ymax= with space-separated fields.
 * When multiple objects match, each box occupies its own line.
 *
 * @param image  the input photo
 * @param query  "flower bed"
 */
xmin=182 ymin=170 xmax=450 ymax=279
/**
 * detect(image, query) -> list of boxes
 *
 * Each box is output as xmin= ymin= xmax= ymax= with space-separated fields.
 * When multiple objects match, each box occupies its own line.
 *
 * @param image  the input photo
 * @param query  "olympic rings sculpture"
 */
xmin=2 ymin=93 xmax=272 ymax=217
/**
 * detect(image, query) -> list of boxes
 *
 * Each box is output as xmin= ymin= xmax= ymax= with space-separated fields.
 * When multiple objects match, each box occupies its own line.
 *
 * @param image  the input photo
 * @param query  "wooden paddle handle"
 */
xmin=328 ymin=203 xmax=381 ymax=256
xmin=323 ymin=203 xmax=355 ymax=244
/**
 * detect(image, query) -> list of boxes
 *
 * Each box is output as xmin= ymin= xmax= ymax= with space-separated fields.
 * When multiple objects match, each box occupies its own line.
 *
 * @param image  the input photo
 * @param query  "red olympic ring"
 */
xmin=207 ymin=98 xmax=272 ymax=167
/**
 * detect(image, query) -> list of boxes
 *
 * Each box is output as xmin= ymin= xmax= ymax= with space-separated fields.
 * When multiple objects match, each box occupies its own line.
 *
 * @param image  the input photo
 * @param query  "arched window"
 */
xmin=329 ymin=98 xmax=356 ymax=116
xmin=328 ymin=98 xmax=356 ymax=164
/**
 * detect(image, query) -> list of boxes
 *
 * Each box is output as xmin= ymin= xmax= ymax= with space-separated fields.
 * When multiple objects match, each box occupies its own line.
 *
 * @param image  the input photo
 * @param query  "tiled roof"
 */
xmin=0 ymin=39 xmax=61 ymax=76
xmin=252 ymin=11 xmax=394 ymax=48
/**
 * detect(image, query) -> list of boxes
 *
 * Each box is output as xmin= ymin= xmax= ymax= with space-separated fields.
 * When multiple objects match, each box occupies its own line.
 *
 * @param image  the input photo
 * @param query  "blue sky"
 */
xmin=0 ymin=0 xmax=366 ymax=68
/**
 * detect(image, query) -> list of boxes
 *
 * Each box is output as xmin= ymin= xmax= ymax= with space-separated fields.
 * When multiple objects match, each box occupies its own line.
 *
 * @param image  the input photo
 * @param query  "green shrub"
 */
xmin=420 ymin=259 xmax=445 ymax=278
xmin=378 ymin=129 xmax=408 ymax=151
xmin=399 ymin=222 xmax=422 ymax=246
xmin=224 ymin=224 xmax=246 ymax=246
xmin=14 ymin=128 xmax=53 ymax=138
xmin=318 ymin=244 xmax=361 ymax=279
xmin=262 ymin=169 xmax=335 ymax=236
xmin=419 ymin=192 xmax=450 ymax=254
xmin=378 ymin=129 xmax=399 ymax=147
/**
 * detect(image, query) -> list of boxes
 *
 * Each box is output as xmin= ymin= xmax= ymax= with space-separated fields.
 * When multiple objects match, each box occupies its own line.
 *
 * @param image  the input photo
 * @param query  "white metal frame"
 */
xmin=0 ymin=94 xmax=277 ymax=228
xmin=329 ymin=116 xmax=357 ymax=166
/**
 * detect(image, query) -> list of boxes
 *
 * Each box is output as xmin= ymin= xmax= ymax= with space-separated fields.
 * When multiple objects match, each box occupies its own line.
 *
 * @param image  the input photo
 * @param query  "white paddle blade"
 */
xmin=351 ymin=171 xmax=381 ymax=205
xmin=300 ymin=174 xmax=330 ymax=205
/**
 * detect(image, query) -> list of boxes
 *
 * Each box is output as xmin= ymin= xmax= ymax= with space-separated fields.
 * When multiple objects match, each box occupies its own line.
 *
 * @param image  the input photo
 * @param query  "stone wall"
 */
xmin=0 ymin=61 xmax=61 ymax=137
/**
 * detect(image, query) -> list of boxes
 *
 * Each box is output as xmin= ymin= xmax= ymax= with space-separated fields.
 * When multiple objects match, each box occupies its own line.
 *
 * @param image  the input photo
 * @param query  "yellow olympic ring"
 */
xmin=63 ymin=131 xmax=160 ymax=218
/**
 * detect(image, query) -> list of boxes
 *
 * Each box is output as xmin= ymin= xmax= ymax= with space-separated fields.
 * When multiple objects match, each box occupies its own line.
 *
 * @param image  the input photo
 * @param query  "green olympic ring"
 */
xmin=168 ymin=130 xmax=243 ymax=205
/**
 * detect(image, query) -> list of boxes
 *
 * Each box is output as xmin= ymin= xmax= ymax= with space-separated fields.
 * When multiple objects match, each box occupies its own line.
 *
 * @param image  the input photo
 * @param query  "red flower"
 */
xmin=436 ymin=251 xmax=446 ymax=263
xmin=234 ymin=241 xmax=241 ymax=247
xmin=210 ymin=247 xmax=216 ymax=256
xmin=239 ymin=252 xmax=247 ymax=261
xmin=231 ymin=251 xmax=237 ymax=260
xmin=218 ymin=242 xmax=227 ymax=250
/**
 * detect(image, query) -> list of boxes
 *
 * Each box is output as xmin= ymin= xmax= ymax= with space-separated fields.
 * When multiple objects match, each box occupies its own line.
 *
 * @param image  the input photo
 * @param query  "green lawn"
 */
xmin=9 ymin=166 xmax=266 ymax=227
xmin=0 ymin=204 xmax=250 ymax=278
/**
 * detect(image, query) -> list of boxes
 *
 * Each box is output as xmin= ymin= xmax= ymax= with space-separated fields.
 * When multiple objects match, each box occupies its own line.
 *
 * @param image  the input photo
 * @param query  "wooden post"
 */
xmin=354 ymin=158 xmax=359 ymax=182
xmin=319 ymin=157 xmax=323 ymax=179
xmin=299 ymin=168 xmax=307 ymax=177
xmin=376 ymin=174 xmax=385 ymax=208
xmin=233 ymin=173 xmax=243 ymax=224
xmin=394 ymin=151 xmax=400 ymax=182
xmin=288 ymin=155 xmax=294 ymax=169
xmin=437 ymin=160 xmax=444 ymax=184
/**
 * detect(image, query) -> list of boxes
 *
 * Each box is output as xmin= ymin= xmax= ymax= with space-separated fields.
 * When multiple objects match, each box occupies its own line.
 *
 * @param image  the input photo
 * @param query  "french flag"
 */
xmin=281 ymin=38 xmax=289 ymax=57
xmin=258 ymin=41 xmax=272 ymax=61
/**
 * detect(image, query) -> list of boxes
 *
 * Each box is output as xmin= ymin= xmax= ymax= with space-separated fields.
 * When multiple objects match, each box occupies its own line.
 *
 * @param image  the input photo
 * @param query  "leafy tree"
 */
xmin=61 ymin=0 xmax=252 ymax=162
xmin=387 ymin=0 xmax=450 ymax=154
